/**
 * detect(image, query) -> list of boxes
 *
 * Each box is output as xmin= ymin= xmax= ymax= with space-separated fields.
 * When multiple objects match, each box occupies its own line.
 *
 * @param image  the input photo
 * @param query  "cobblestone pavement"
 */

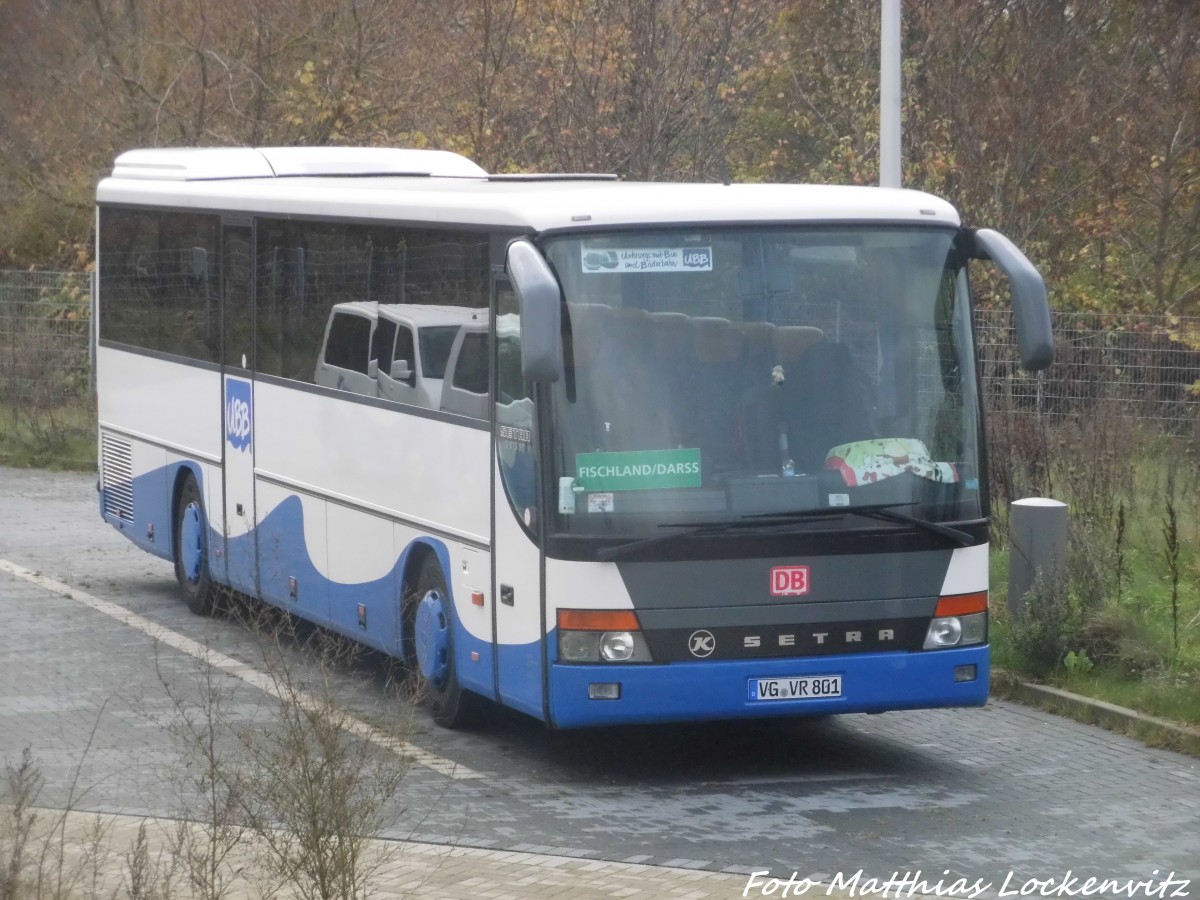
xmin=0 ymin=466 xmax=1197 ymax=898
xmin=21 ymin=809 xmax=756 ymax=899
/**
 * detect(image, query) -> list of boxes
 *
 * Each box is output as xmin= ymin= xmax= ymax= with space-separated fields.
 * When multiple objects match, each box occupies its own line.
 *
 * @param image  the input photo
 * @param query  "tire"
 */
xmin=406 ymin=553 xmax=484 ymax=729
xmin=173 ymin=473 xmax=219 ymax=617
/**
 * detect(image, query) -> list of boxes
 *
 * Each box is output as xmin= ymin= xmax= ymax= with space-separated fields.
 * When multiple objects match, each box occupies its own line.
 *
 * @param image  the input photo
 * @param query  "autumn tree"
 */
xmin=512 ymin=0 xmax=784 ymax=180
xmin=0 ymin=0 xmax=1196 ymax=319
xmin=1099 ymin=0 xmax=1200 ymax=313
xmin=0 ymin=0 xmax=441 ymax=264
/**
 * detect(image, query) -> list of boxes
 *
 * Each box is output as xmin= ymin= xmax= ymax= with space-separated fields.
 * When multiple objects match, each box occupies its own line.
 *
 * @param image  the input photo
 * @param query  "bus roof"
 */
xmin=98 ymin=147 xmax=962 ymax=232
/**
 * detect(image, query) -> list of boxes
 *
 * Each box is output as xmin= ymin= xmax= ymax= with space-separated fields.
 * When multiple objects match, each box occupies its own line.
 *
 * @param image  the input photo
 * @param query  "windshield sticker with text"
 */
xmin=575 ymin=448 xmax=702 ymax=491
xmin=581 ymin=246 xmax=713 ymax=273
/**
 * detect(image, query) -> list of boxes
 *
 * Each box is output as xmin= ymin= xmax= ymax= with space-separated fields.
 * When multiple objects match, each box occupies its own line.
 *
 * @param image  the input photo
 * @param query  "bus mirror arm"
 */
xmin=506 ymin=239 xmax=564 ymax=383
xmin=968 ymin=228 xmax=1054 ymax=372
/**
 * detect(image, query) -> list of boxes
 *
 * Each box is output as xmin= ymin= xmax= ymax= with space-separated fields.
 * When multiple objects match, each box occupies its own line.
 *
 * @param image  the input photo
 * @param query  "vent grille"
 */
xmin=100 ymin=434 xmax=133 ymax=522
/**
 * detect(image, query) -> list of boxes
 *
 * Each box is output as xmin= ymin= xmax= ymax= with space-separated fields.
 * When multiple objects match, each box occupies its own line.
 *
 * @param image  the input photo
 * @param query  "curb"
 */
xmin=991 ymin=669 xmax=1200 ymax=757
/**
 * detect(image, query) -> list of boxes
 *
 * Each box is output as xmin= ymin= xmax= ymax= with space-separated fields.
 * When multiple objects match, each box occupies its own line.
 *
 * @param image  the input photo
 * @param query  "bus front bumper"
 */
xmin=547 ymin=646 xmax=989 ymax=729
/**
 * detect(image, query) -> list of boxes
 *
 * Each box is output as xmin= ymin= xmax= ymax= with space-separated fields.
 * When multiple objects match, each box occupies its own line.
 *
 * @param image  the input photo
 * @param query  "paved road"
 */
xmin=0 ymin=466 xmax=1196 ymax=892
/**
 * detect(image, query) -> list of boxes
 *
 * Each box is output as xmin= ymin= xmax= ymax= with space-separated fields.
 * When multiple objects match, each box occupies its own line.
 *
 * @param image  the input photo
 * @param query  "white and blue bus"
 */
xmin=95 ymin=147 xmax=1052 ymax=729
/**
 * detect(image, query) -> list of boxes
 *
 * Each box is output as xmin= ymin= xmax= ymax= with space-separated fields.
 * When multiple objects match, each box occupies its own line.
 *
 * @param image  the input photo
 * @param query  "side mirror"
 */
xmin=389 ymin=359 xmax=412 ymax=381
xmin=506 ymin=239 xmax=563 ymax=383
xmin=367 ymin=360 xmax=379 ymax=379
xmin=969 ymin=228 xmax=1054 ymax=371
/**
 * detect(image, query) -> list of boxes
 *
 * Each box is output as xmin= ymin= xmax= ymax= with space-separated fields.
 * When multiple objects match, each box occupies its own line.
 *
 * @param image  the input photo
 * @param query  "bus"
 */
xmin=95 ymin=146 xmax=1052 ymax=729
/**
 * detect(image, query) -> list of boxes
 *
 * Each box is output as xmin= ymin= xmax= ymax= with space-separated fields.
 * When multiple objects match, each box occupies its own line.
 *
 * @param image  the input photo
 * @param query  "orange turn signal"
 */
xmin=935 ymin=591 xmax=988 ymax=617
xmin=557 ymin=609 xmax=641 ymax=631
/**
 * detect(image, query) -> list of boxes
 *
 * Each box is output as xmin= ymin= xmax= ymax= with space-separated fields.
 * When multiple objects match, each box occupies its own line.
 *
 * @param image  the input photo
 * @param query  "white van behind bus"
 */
xmin=314 ymin=302 xmax=484 ymax=409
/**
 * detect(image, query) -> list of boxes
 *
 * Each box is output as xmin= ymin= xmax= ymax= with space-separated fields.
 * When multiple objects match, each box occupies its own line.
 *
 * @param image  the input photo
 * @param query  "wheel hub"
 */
xmin=414 ymin=589 xmax=451 ymax=687
xmin=180 ymin=502 xmax=204 ymax=583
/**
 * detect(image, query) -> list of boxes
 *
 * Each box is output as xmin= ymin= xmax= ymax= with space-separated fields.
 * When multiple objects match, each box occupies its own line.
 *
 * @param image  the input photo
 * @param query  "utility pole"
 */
xmin=880 ymin=0 xmax=902 ymax=188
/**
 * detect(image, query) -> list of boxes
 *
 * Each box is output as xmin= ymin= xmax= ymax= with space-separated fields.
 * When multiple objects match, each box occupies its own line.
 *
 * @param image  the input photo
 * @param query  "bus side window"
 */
xmin=494 ymin=285 xmax=537 ymax=521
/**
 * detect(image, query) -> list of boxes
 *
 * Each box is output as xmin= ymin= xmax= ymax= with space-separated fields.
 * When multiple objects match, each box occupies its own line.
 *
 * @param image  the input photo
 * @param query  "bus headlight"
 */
xmin=924 ymin=616 xmax=962 ymax=649
xmin=560 ymin=631 xmax=600 ymax=662
xmin=923 ymin=612 xmax=987 ymax=650
xmin=556 ymin=610 xmax=654 ymax=663
xmin=599 ymin=631 xmax=635 ymax=661
xmin=923 ymin=592 xmax=988 ymax=650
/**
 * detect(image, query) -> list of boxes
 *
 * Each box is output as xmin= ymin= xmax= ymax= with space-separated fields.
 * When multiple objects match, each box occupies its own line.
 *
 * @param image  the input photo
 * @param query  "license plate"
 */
xmin=749 ymin=675 xmax=842 ymax=701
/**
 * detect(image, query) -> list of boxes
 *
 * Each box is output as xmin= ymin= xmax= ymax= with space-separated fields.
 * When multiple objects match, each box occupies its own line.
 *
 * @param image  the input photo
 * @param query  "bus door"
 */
xmin=220 ymin=220 xmax=258 ymax=596
xmin=491 ymin=277 xmax=545 ymax=718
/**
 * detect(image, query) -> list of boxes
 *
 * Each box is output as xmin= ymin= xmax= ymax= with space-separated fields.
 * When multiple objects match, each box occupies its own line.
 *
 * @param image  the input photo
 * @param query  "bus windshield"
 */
xmin=539 ymin=226 xmax=983 ymax=535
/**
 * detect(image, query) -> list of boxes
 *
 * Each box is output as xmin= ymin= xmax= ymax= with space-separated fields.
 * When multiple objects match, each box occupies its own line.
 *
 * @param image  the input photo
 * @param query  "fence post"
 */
xmin=1008 ymin=498 xmax=1069 ymax=623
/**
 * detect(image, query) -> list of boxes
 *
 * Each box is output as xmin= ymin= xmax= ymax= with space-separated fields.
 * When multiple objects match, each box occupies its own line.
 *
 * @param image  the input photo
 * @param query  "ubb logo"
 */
xmin=770 ymin=565 xmax=810 ymax=597
xmin=225 ymin=379 xmax=252 ymax=452
xmin=682 ymin=248 xmax=711 ymax=269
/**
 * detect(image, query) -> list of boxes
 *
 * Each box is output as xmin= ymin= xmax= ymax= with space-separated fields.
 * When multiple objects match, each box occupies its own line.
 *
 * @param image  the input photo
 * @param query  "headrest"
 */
xmin=772 ymin=325 xmax=825 ymax=362
xmin=649 ymin=312 xmax=695 ymax=356
xmin=735 ymin=321 xmax=775 ymax=356
xmin=693 ymin=317 xmax=743 ymax=364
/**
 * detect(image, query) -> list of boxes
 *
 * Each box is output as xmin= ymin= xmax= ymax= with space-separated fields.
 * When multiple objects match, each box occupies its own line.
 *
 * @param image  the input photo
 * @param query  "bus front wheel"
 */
xmin=173 ymin=473 xmax=218 ymax=617
xmin=407 ymin=554 xmax=483 ymax=729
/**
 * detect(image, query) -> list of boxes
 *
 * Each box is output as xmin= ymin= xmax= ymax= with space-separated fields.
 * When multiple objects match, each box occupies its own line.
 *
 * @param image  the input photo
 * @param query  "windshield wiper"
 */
xmin=594 ymin=503 xmax=974 ymax=562
xmin=745 ymin=503 xmax=976 ymax=547
xmin=594 ymin=518 xmax=798 ymax=562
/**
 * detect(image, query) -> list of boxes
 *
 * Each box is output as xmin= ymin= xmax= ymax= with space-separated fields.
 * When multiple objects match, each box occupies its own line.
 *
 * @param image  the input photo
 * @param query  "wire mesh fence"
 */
xmin=0 ymin=270 xmax=95 ymax=468
xmin=3 ymin=268 xmax=1200 ymax=469
xmin=0 ymin=270 xmax=93 ymax=399
xmin=975 ymin=308 xmax=1200 ymax=425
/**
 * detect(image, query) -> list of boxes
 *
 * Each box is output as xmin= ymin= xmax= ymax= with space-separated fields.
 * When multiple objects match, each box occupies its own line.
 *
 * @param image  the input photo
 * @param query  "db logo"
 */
xmin=225 ymin=380 xmax=252 ymax=452
xmin=770 ymin=565 xmax=810 ymax=597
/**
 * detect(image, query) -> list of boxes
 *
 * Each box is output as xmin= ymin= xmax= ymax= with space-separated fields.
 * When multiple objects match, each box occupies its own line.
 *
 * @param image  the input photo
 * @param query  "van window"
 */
xmin=371 ymin=317 xmax=397 ymax=368
xmin=419 ymin=325 xmax=462 ymax=378
xmin=452 ymin=332 xmax=489 ymax=394
xmin=394 ymin=326 xmax=416 ymax=368
xmin=324 ymin=313 xmax=372 ymax=373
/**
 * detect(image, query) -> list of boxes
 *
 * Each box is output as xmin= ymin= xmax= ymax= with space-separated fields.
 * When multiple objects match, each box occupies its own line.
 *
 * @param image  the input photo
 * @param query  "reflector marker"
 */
xmin=557 ymin=609 xmax=641 ymax=631
xmin=935 ymin=591 xmax=988 ymax=617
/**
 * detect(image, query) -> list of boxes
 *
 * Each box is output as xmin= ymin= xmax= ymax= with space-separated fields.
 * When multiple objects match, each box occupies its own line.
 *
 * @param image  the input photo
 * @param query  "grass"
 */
xmin=991 ymin=612 xmax=1200 ymax=728
xmin=986 ymin=418 xmax=1200 ymax=732
xmin=0 ymin=400 xmax=95 ymax=470
xmin=1058 ymin=669 xmax=1200 ymax=726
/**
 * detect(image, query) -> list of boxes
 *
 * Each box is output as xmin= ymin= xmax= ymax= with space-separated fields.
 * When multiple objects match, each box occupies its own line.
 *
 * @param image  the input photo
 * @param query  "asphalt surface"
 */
xmin=0 ymin=466 xmax=1196 ymax=892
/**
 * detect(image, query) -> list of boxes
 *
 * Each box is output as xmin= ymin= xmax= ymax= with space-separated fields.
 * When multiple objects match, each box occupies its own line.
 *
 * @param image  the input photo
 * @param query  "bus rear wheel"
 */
xmin=407 ymin=554 xmax=483 ymax=729
xmin=174 ymin=473 xmax=219 ymax=617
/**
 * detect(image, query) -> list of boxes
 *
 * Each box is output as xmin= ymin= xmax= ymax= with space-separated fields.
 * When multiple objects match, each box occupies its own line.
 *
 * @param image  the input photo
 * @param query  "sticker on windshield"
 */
xmin=576 ymin=449 xmax=702 ymax=492
xmin=581 ymin=246 xmax=713 ymax=274
xmin=587 ymin=493 xmax=614 ymax=514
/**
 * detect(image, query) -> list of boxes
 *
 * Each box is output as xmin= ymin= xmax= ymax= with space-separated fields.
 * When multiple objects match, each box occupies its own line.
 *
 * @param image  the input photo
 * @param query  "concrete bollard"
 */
xmin=1008 ymin=498 xmax=1069 ymax=623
